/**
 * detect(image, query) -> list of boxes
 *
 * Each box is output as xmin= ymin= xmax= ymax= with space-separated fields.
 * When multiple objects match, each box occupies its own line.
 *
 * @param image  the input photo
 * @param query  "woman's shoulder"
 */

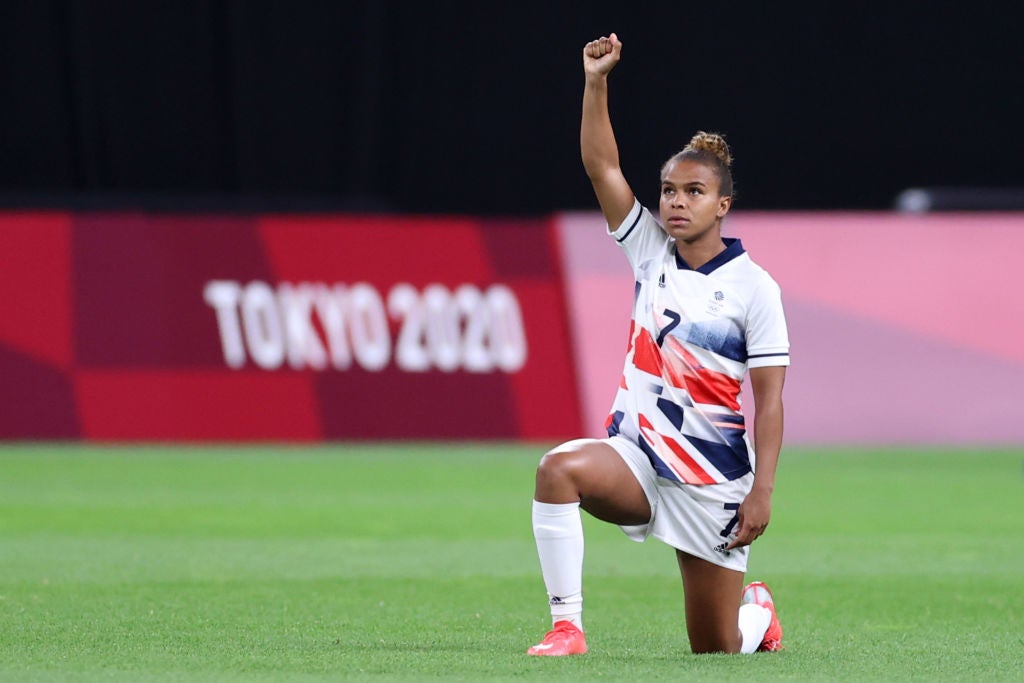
xmin=716 ymin=251 xmax=783 ymax=303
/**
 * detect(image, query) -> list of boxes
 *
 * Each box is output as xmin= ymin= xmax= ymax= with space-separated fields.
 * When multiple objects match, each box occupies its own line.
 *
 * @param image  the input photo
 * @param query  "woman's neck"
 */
xmin=675 ymin=230 xmax=726 ymax=271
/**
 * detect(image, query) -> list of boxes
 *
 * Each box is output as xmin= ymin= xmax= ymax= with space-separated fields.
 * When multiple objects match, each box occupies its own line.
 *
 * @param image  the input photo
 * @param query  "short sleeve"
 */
xmin=608 ymin=199 xmax=671 ymax=277
xmin=745 ymin=276 xmax=790 ymax=368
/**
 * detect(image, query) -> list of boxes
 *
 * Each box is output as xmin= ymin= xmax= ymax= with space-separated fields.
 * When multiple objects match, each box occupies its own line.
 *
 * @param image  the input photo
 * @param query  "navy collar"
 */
xmin=674 ymin=238 xmax=745 ymax=274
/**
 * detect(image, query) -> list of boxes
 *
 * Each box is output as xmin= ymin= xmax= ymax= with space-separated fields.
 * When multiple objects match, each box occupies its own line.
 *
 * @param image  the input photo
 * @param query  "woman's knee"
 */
xmin=534 ymin=439 xmax=601 ymax=498
xmin=536 ymin=443 xmax=587 ymax=485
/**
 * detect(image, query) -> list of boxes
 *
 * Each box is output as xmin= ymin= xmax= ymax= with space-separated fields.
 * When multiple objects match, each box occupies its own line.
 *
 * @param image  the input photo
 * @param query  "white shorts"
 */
xmin=606 ymin=434 xmax=753 ymax=572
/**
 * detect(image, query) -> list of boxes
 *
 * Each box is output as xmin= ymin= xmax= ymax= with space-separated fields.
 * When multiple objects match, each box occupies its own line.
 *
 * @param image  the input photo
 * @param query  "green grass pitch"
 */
xmin=1 ymin=443 xmax=1022 ymax=681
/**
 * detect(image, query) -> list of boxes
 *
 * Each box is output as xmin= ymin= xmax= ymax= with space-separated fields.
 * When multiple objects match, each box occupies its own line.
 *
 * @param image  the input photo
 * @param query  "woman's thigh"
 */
xmin=534 ymin=438 xmax=651 ymax=526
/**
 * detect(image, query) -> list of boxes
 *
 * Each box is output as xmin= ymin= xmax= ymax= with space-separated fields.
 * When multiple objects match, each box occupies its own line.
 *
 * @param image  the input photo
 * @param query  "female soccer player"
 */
xmin=527 ymin=33 xmax=789 ymax=657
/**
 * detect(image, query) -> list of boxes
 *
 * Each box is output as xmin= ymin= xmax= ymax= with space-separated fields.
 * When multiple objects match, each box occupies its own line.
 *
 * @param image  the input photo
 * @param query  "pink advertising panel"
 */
xmin=557 ymin=210 xmax=1024 ymax=445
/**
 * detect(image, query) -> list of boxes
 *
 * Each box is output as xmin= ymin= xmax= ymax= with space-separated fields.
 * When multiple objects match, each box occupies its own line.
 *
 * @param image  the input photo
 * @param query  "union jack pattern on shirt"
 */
xmin=605 ymin=200 xmax=790 ymax=485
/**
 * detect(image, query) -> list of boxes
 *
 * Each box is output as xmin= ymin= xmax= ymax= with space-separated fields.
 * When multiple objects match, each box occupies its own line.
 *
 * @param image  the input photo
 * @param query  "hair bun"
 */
xmin=686 ymin=131 xmax=732 ymax=168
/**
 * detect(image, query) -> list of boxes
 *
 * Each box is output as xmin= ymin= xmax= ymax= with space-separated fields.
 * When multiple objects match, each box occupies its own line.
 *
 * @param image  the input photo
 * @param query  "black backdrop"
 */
xmin=2 ymin=1 xmax=1022 ymax=214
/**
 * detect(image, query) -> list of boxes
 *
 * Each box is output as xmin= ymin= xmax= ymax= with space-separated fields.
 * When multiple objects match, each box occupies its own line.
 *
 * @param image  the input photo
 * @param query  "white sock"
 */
xmin=738 ymin=603 xmax=772 ymax=654
xmin=532 ymin=500 xmax=584 ymax=630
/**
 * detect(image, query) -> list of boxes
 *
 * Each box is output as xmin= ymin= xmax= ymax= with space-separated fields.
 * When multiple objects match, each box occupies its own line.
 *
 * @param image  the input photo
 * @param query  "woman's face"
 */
xmin=658 ymin=159 xmax=732 ymax=244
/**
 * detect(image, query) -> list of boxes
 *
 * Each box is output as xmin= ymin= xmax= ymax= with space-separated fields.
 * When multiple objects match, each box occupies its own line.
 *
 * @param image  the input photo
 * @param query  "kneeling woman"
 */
xmin=527 ymin=33 xmax=789 ymax=657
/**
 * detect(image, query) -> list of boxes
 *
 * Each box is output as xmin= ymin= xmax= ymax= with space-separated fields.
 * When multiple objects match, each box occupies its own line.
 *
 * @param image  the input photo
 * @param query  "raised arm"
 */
xmin=581 ymin=33 xmax=635 ymax=229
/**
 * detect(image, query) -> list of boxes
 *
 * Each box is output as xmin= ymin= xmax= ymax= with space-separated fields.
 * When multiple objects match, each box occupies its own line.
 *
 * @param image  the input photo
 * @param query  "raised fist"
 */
xmin=583 ymin=33 xmax=622 ymax=77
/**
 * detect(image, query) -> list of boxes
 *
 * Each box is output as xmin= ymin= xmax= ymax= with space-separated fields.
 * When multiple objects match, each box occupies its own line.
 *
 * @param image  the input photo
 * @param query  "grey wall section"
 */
xmin=2 ymin=2 xmax=1022 ymax=214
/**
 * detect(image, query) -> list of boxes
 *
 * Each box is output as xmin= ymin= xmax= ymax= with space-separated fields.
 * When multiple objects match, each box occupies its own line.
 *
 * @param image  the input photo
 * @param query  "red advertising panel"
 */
xmin=0 ymin=211 xmax=581 ymax=440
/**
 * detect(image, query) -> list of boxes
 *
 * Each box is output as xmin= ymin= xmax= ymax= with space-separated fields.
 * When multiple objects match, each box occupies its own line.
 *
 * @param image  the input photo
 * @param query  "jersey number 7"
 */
xmin=656 ymin=309 xmax=681 ymax=346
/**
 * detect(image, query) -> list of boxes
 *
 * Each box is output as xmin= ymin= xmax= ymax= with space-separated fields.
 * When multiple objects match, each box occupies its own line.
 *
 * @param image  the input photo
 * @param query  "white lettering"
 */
xmin=388 ymin=283 xmax=430 ymax=372
xmin=487 ymin=284 xmax=528 ymax=372
xmin=455 ymin=284 xmax=493 ymax=373
xmin=203 ymin=280 xmax=246 ymax=368
xmin=279 ymin=282 xmax=328 ymax=370
xmin=203 ymin=279 xmax=529 ymax=374
xmin=348 ymin=283 xmax=390 ymax=371
xmin=314 ymin=284 xmax=352 ymax=370
xmin=241 ymin=282 xmax=285 ymax=369
xmin=422 ymin=284 xmax=461 ymax=372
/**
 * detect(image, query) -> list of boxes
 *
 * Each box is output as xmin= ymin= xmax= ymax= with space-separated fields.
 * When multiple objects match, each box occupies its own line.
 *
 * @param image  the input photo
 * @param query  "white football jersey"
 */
xmin=606 ymin=200 xmax=790 ymax=485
